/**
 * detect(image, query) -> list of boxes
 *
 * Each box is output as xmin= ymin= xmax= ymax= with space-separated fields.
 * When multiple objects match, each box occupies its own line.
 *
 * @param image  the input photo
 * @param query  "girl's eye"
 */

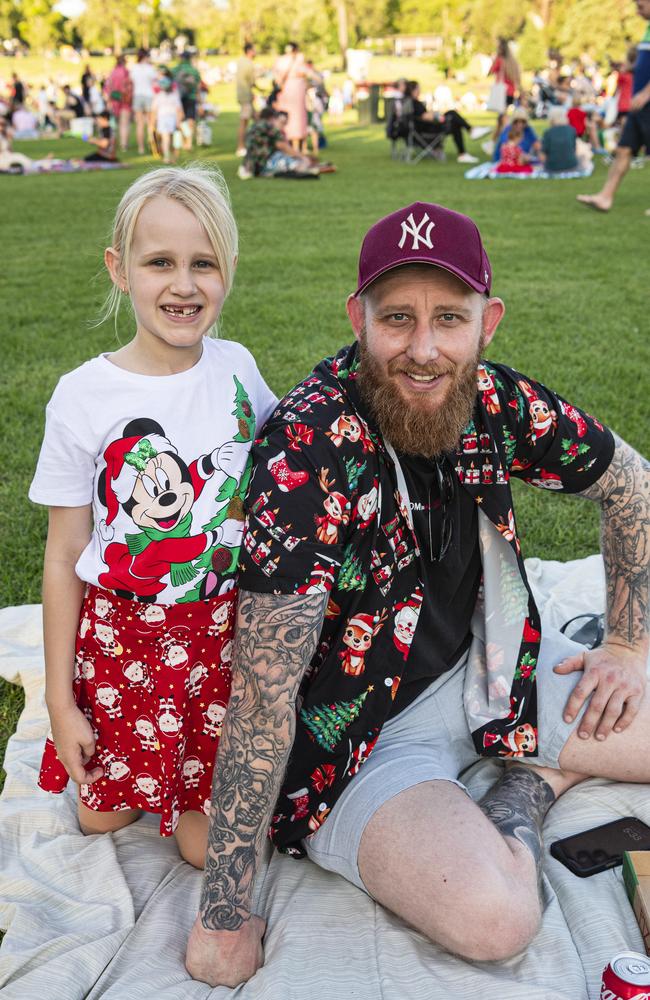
xmin=150 ymin=259 xmax=169 ymax=267
xmin=142 ymin=474 xmax=158 ymax=498
xmin=193 ymin=260 xmax=214 ymax=269
xmin=155 ymin=468 xmax=170 ymax=491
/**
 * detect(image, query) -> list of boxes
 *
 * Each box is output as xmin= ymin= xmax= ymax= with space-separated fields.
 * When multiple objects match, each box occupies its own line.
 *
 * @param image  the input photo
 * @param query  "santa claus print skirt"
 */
xmin=38 ymin=584 xmax=236 ymax=836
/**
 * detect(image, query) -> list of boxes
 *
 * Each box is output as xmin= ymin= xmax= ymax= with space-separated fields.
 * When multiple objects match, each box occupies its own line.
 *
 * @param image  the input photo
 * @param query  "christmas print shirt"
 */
xmin=30 ymin=337 xmax=277 ymax=604
xmin=237 ymin=342 xmax=614 ymax=855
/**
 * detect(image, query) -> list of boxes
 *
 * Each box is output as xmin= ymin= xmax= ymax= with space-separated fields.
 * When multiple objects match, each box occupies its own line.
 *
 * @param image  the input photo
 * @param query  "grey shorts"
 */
xmin=133 ymin=94 xmax=152 ymax=113
xmin=304 ymin=627 xmax=588 ymax=891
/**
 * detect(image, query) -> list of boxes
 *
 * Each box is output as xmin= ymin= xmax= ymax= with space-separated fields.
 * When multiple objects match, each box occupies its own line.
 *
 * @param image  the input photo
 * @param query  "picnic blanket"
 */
xmin=0 ymin=159 xmax=129 ymax=176
xmin=1 ymin=554 xmax=648 ymax=1000
xmin=465 ymin=161 xmax=594 ymax=180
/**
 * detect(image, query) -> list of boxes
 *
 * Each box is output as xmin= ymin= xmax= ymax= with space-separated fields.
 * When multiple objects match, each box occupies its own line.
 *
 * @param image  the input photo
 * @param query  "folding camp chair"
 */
xmin=405 ymin=118 xmax=446 ymax=164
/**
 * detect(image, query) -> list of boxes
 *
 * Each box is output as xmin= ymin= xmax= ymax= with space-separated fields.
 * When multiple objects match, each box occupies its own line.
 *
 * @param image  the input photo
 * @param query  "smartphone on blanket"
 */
xmin=550 ymin=817 xmax=650 ymax=877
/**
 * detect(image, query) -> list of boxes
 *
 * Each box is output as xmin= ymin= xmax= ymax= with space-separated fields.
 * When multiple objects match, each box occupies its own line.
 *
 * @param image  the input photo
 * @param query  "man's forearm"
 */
xmin=581 ymin=436 xmax=650 ymax=648
xmin=199 ymin=588 xmax=328 ymax=931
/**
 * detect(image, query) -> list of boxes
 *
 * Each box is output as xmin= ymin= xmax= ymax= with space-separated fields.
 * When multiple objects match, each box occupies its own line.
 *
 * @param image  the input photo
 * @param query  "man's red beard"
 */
xmin=357 ymin=329 xmax=485 ymax=458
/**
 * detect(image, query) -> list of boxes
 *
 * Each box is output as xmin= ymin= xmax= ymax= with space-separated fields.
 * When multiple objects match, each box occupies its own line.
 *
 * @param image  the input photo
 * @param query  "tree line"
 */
xmin=1 ymin=0 xmax=644 ymax=70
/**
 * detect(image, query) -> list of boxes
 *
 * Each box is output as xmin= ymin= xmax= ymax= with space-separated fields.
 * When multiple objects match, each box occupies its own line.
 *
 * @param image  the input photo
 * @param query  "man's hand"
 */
xmin=185 ymin=914 xmax=266 ymax=987
xmin=49 ymin=702 xmax=104 ymax=784
xmin=554 ymin=641 xmax=648 ymax=740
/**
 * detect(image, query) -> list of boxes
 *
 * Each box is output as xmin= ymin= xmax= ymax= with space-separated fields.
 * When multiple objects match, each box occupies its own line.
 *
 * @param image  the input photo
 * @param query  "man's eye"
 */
xmin=389 ymin=313 xmax=408 ymax=322
xmin=441 ymin=313 xmax=458 ymax=322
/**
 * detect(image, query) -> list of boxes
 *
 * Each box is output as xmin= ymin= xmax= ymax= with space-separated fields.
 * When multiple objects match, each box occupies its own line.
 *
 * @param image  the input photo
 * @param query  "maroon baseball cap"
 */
xmin=354 ymin=202 xmax=492 ymax=297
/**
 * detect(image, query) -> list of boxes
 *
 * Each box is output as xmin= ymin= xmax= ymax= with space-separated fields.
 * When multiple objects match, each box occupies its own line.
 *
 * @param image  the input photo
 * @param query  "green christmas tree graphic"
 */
xmin=300 ymin=688 xmax=371 ymax=751
xmin=501 ymin=424 xmax=517 ymax=466
xmin=344 ymin=456 xmax=367 ymax=494
xmin=338 ymin=545 xmax=367 ymax=592
xmin=178 ymin=378 xmax=255 ymax=603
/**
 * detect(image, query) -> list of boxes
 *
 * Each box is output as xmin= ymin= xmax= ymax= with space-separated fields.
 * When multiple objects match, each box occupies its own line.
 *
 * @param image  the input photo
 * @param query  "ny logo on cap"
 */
xmin=398 ymin=212 xmax=435 ymax=251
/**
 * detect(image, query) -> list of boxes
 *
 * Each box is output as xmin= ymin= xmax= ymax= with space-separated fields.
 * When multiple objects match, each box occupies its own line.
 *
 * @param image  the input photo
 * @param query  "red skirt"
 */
xmin=38 ymin=584 xmax=236 ymax=835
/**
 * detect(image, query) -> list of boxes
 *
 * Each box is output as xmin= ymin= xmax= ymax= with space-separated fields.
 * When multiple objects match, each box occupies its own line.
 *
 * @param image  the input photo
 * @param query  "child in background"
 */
xmin=30 ymin=165 xmax=277 ymax=867
xmin=150 ymin=71 xmax=183 ymax=163
xmin=616 ymin=48 xmax=636 ymax=126
xmin=83 ymin=110 xmax=117 ymax=162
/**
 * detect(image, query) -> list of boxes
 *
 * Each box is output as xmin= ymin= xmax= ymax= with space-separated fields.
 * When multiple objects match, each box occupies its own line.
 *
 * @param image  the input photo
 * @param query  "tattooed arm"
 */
xmin=555 ymin=435 xmax=650 ymax=739
xmin=185 ymin=587 xmax=328 ymax=988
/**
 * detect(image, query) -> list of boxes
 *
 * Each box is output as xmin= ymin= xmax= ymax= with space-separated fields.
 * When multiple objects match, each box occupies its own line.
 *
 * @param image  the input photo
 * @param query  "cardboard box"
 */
xmin=623 ymin=851 xmax=650 ymax=956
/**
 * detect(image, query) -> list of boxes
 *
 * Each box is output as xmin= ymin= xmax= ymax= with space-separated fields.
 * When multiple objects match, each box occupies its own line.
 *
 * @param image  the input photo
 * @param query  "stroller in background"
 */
xmin=530 ymin=76 xmax=563 ymax=119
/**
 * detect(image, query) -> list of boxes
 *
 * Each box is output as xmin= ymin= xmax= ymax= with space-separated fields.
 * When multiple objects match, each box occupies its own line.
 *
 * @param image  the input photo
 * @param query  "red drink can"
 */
xmin=601 ymin=952 xmax=650 ymax=999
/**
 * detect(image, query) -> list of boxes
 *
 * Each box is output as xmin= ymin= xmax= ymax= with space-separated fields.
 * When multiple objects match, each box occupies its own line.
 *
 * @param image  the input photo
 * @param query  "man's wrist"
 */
xmin=602 ymin=632 xmax=649 ymax=658
xmin=199 ymin=911 xmax=251 ymax=935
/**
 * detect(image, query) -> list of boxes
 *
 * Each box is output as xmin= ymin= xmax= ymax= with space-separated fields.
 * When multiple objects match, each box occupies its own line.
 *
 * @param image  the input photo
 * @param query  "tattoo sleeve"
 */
xmin=199 ymin=588 xmax=328 ymax=932
xmin=479 ymin=767 xmax=555 ymax=882
xmin=579 ymin=435 xmax=650 ymax=648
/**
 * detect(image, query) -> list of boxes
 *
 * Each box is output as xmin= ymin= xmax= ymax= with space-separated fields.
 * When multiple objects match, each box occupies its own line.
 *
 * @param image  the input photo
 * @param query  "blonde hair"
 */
xmin=99 ymin=164 xmax=238 ymax=330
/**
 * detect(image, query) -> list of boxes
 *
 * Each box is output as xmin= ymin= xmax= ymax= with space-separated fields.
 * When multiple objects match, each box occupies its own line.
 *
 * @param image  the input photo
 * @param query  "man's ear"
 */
xmin=346 ymin=293 xmax=365 ymax=340
xmin=482 ymin=297 xmax=505 ymax=348
xmin=104 ymin=247 xmax=125 ymax=292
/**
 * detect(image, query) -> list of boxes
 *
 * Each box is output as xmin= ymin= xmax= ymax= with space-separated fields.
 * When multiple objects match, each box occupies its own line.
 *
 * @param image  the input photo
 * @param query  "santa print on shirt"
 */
xmin=238 ymin=344 xmax=615 ymax=855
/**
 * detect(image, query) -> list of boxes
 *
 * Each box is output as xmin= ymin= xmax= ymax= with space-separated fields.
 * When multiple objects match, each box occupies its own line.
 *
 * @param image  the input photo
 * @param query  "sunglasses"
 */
xmin=427 ymin=460 xmax=455 ymax=562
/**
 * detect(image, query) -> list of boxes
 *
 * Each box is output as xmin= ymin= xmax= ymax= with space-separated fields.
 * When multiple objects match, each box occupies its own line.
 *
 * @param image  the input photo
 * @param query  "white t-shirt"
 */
xmin=129 ymin=62 xmax=157 ymax=99
xmin=30 ymin=337 xmax=277 ymax=604
xmin=151 ymin=90 xmax=182 ymax=132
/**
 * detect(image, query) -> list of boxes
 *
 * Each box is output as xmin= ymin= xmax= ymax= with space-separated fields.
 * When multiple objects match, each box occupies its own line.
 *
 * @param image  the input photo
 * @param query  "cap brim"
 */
xmin=355 ymin=258 xmax=488 ymax=297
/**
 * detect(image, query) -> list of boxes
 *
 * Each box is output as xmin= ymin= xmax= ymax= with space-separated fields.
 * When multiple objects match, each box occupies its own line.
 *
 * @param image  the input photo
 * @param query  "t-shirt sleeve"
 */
xmin=253 ymin=373 xmax=278 ymax=434
xmin=29 ymin=402 xmax=95 ymax=507
xmin=494 ymin=365 xmax=615 ymax=494
xmin=237 ymin=422 xmax=351 ymax=595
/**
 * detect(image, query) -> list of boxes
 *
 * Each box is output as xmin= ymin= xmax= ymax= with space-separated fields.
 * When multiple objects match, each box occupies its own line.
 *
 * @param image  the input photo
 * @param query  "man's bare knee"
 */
xmin=415 ymin=877 xmax=541 ymax=961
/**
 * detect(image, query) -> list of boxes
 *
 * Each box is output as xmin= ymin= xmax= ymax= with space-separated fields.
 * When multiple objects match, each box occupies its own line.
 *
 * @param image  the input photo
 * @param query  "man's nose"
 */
xmin=405 ymin=318 xmax=440 ymax=366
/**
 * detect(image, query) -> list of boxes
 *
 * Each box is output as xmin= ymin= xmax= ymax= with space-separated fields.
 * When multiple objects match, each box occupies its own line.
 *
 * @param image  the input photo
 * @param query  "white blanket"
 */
xmin=1 ymin=555 xmax=648 ymax=1000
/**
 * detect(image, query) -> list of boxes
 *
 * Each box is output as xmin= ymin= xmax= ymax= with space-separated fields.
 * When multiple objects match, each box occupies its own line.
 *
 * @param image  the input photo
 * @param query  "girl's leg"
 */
xmin=119 ymin=108 xmax=130 ymax=152
xmin=161 ymin=131 xmax=171 ymax=163
xmin=78 ymin=799 xmax=142 ymax=835
xmin=174 ymin=810 xmax=208 ymax=869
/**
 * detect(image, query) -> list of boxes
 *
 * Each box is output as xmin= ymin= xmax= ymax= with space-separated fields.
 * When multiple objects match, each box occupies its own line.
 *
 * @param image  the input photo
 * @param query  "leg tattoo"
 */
xmin=479 ymin=766 xmax=555 ymax=880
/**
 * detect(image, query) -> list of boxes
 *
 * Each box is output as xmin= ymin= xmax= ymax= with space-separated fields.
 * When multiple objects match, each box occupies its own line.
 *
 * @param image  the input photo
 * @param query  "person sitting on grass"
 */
xmin=83 ymin=110 xmax=117 ymax=163
xmin=0 ymin=117 xmax=36 ymax=173
xmin=238 ymin=106 xmax=320 ymax=179
xmin=494 ymin=108 xmax=540 ymax=171
xmin=185 ymin=201 xmax=649 ymax=988
xmin=54 ymin=85 xmax=85 ymax=139
xmin=540 ymin=105 xmax=578 ymax=172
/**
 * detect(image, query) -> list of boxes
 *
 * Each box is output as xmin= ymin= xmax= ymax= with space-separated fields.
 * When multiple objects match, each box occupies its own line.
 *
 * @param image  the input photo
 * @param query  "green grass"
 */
xmin=1 ymin=110 xmax=649 ymax=779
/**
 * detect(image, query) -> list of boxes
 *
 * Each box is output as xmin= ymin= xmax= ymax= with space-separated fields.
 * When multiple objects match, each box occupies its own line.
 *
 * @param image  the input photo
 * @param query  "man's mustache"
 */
xmin=388 ymin=361 xmax=456 ymax=378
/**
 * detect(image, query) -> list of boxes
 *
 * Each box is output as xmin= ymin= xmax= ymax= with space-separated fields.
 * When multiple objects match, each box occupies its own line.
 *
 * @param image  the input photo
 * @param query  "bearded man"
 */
xmin=186 ymin=203 xmax=650 ymax=986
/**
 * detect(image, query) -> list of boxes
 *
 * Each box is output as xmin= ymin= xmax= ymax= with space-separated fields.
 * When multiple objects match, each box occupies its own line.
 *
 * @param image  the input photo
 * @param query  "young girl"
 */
xmin=150 ymin=71 xmax=183 ymax=163
xmin=30 ymin=165 xmax=277 ymax=867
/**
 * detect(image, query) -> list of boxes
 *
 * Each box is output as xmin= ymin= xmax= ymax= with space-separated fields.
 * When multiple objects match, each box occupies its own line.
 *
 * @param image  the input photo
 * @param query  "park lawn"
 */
xmin=1 ymin=111 xmax=648 ymax=783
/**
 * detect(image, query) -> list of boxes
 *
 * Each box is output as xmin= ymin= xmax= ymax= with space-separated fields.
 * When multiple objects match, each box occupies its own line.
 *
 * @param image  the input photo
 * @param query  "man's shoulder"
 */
xmin=258 ymin=347 xmax=376 ymax=455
